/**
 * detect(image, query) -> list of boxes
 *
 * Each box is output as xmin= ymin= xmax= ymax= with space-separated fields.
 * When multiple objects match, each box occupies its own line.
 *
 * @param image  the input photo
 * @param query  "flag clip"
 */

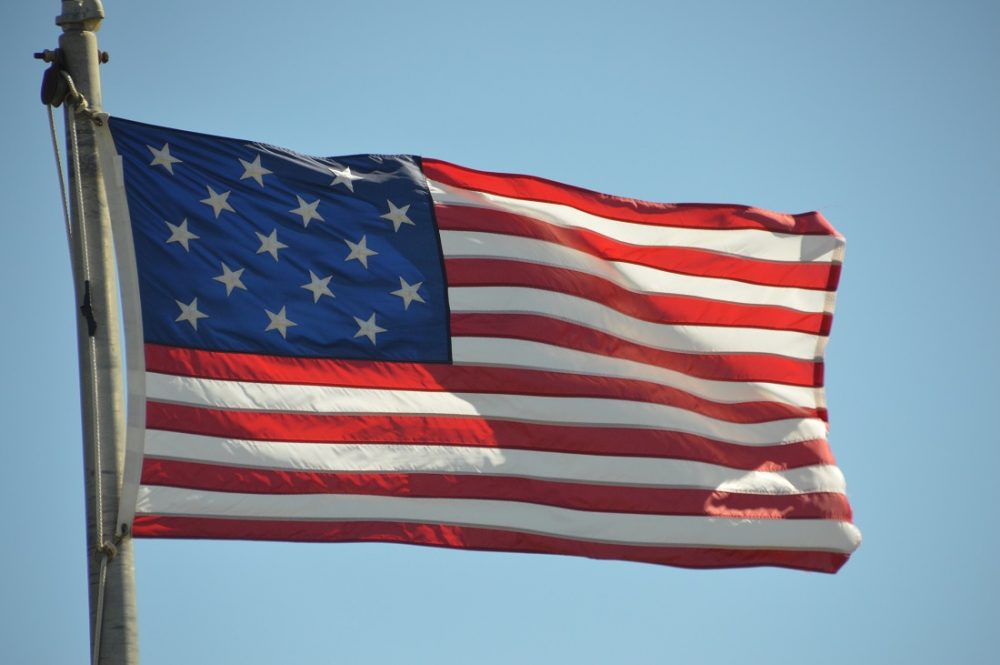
xmin=81 ymin=279 xmax=98 ymax=337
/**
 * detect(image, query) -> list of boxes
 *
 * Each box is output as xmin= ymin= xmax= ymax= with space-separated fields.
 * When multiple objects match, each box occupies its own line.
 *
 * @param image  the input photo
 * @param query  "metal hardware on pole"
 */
xmin=49 ymin=1 xmax=139 ymax=662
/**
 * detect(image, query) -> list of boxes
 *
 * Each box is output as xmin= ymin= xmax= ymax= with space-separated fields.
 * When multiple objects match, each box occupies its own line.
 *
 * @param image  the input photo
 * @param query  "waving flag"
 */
xmin=100 ymin=117 xmax=860 ymax=573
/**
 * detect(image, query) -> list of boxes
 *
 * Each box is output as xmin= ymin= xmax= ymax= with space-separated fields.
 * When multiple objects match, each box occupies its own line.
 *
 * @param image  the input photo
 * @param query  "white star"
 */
xmin=329 ymin=165 xmax=363 ymax=191
xmin=175 ymin=297 xmax=208 ymax=330
xmin=239 ymin=154 xmax=272 ymax=187
xmin=255 ymin=229 xmax=288 ymax=261
xmin=380 ymin=200 xmax=415 ymax=232
xmin=390 ymin=277 xmax=426 ymax=310
xmin=264 ymin=305 xmax=297 ymax=339
xmin=213 ymin=262 xmax=247 ymax=296
xmin=289 ymin=195 xmax=324 ymax=228
xmin=200 ymin=186 xmax=235 ymax=218
xmin=301 ymin=270 xmax=335 ymax=303
xmin=148 ymin=143 xmax=182 ymax=174
xmin=164 ymin=218 xmax=199 ymax=252
xmin=353 ymin=312 xmax=386 ymax=345
xmin=344 ymin=235 xmax=377 ymax=269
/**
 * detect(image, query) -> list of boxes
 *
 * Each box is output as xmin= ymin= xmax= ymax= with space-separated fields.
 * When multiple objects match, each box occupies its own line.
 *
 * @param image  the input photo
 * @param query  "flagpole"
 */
xmin=55 ymin=1 xmax=138 ymax=662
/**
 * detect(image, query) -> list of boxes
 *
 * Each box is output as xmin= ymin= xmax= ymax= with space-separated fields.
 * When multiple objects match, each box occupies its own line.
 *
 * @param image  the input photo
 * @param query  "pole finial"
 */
xmin=56 ymin=0 xmax=105 ymax=32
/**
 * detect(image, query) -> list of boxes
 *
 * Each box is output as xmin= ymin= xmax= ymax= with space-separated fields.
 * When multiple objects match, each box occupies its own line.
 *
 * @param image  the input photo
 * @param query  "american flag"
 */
xmin=102 ymin=117 xmax=860 ymax=573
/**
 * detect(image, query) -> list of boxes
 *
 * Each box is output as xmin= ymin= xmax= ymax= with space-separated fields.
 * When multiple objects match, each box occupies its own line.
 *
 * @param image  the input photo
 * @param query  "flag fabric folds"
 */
xmin=101 ymin=117 xmax=860 ymax=573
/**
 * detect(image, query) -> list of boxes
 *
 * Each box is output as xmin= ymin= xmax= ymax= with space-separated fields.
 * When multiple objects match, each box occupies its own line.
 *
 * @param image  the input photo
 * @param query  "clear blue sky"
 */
xmin=3 ymin=1 xmax=998 ymax=663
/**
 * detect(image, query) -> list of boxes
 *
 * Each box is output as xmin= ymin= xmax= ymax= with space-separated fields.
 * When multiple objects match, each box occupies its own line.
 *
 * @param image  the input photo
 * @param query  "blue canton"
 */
xmin=108 ymin=117 xmax=450 ymax=362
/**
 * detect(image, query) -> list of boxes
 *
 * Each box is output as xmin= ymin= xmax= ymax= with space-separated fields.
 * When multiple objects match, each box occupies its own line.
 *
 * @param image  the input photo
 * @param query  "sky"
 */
xmin=2 ymin=1 xmax=998 ymax=663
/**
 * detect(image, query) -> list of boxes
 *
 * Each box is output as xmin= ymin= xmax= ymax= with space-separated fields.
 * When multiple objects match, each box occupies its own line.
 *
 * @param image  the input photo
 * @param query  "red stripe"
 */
xmin=141 ymin=459 xmax=853 ymax=521
xmin=132 ymin=515 xmax=850 ymax=573
xmin=450 ymin=313 xmax=824 ymax=386
xmin=447 ymin=258 xmax=831 ymax=335
xmin=146 ymin=403 xmax=836 ymax=470
xmin=423 ymin=158 xmax=842 ymax=237
xmin=436 ymin=204 xmax=840 ymax=290
xmin=146 ymin=345 xmax=821 ymax=424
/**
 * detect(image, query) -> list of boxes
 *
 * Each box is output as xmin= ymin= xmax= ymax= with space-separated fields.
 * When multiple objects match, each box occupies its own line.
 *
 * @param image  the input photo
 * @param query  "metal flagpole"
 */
xmin=49 ymin=1 xmax=139 ymax=662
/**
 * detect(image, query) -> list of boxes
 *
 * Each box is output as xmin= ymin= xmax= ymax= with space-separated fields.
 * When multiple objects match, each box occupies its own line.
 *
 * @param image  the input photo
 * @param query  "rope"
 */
xmin=92 ymin=552 xmax=109 ymax=665
xmin=66 ymin=97 xmax=106 ymax=548
xmin=47 ymin=105 xmax=75 ymax=257
xmin=49 ymin=71 xmax=118 ymax=665
xmin=61 ymin=70 xmax=105 ymax=125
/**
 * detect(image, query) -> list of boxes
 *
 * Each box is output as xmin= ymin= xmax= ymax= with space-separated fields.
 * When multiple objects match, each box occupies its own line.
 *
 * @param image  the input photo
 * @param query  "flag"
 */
xmin=100 ymin=117 xmax=860 ymax=573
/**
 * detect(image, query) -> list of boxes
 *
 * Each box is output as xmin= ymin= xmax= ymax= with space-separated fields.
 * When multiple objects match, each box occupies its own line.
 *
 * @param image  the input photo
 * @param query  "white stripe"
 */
xmin=449 ymin=286 xmax=822 ymax=360
xmin=146 ymin=373 xmax=827 ymax=446
xmin=145 ymin=431 xmax=847 ymax=494
xmin=441 ymin=230 xmax=832 ymax=313
xmin=98 ymin=122 xmax=148 ymax=529
xmin=429 ymin=180 xmax=842 ymax=263
xmin=451 ymin=337 xmax=821 ymax=410
xmin=136 ymin=485 xmax=861 ymax=552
